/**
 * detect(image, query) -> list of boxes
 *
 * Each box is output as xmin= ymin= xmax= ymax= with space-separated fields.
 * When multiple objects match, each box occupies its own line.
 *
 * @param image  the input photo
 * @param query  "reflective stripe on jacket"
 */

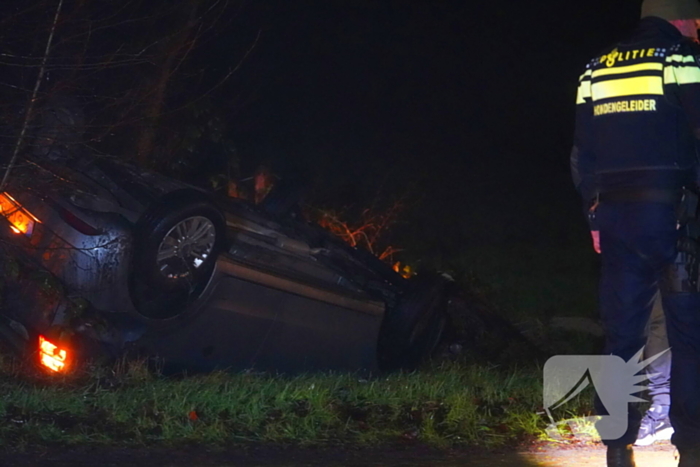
xmin=571 ymin=16 xmax=700 ymax=204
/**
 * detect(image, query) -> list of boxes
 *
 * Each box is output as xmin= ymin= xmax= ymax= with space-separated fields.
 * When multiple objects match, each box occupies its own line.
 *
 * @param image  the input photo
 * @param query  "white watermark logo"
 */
xmin=542 ymin=347 xmax=669 ymax=441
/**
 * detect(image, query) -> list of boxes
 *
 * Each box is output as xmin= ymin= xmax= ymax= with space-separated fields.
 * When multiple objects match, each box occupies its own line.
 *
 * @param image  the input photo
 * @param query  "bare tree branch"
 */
xmin=0 ymin=0 xmax=64 ymax=191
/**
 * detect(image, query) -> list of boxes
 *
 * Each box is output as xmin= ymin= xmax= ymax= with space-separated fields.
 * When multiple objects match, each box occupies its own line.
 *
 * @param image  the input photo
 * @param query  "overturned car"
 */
xmin=0 ymin=154 xmax=450 ymax=374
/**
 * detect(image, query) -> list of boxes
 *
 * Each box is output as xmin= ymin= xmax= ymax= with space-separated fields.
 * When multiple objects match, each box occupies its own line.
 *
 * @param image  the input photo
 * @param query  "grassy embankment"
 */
xmin=0 ymin=355 xmax=595 ymax=450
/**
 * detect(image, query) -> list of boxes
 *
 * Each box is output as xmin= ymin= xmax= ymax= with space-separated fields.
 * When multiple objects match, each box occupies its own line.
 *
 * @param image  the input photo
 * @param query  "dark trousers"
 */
xmin=596 ymin=201 xmax=700 ymax=449
xmin=646 ymin=292 xmax=671 ymax=409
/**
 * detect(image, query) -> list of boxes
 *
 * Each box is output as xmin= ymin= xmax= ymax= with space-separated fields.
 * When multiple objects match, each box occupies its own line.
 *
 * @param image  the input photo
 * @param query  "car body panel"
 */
xmin=0 ymin=155 xmax=409 ymax=373
xmin=134 ymin=266 xmax=383 ymax=373
xmin=5 ymin=187 xmax=137 ymax=315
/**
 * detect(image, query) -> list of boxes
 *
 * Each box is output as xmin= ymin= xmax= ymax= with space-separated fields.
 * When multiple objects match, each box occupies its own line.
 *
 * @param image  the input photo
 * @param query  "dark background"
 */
xmin=0 ymin=0 xmax=645 ymax=267
xmin=219 ymin=0 xmax=642 ymax=258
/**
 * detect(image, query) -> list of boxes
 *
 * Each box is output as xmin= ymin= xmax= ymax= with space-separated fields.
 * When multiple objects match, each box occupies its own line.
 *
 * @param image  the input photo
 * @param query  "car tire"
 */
xmin=377 ymin=274 xmax=450 ymax=371
xmin=130 ymin=200 xmax=225 ymax=320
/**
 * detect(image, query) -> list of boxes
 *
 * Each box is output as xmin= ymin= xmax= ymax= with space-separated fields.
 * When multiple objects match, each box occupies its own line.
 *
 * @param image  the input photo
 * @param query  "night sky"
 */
xmin=1 ymin=0 xmax=647 ymax=255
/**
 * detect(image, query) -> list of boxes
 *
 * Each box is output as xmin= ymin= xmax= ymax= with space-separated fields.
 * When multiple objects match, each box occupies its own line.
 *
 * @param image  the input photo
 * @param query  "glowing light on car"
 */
xmin=0 ymin=192 xmax=40 ymax=237
xmin=38 ymin=336 xmax=69 ymax=373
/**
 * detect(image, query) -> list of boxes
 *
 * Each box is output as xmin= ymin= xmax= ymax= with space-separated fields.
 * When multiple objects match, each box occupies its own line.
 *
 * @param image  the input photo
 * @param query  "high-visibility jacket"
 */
xmin=571 ymin=16 xmax=700 ymax=205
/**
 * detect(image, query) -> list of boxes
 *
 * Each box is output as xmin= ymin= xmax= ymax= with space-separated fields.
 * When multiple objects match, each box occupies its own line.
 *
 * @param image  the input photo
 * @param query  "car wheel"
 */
xmin=131 ymin=201 xmax=225 ymax=320
xmin=377 ymin=274 xmax=450 ymax=371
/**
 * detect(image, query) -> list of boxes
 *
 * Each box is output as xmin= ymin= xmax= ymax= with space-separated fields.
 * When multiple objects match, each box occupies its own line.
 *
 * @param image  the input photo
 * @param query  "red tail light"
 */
xmin=0 ymin=192 xmax=40 ymax=236
xmin=39 ymin=335 xmax=69 ymax=373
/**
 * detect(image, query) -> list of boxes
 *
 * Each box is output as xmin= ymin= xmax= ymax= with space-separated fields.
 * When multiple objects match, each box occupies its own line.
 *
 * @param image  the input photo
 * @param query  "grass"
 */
xmin=0 ymin=355 xmax=596 ymax=450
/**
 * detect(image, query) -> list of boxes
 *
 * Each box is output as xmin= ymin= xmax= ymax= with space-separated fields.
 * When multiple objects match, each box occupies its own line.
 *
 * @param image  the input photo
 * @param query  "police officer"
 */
xmin=571 ymin=0 xmax=700 ymax=466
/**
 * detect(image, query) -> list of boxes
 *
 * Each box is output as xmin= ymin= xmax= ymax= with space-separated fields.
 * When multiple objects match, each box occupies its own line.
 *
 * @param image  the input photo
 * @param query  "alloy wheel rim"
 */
xmin=156 ymin=216 xmax=216 ymax=279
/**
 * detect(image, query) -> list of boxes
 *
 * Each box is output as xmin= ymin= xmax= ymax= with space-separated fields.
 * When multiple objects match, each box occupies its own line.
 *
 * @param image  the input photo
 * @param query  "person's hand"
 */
xmin=591 ymin=230 xmax=600 ymax=254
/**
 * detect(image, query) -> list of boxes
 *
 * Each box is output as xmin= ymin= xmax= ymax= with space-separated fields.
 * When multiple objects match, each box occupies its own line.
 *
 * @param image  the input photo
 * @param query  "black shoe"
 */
xmin=607 ymin=445 xmax=636 ymax=467
xmin=679 ymin=446 xmax=700 ymax=467
xmin=634 ymin=413 xmax=673 ymax=446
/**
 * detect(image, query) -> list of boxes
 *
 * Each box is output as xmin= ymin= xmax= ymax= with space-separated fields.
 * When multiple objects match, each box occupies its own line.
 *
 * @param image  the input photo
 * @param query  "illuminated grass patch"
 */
xmin=0 ymin=357 xmax=594 ymax=449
